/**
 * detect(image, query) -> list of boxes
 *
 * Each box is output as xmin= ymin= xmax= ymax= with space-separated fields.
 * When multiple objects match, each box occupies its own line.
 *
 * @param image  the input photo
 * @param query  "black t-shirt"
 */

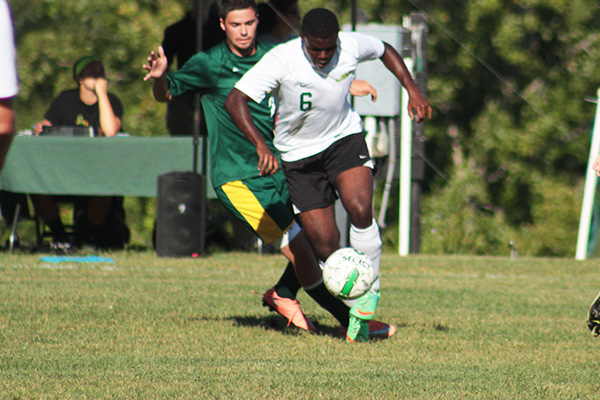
xmin=44 ymin=89 xmax=124 ymax=131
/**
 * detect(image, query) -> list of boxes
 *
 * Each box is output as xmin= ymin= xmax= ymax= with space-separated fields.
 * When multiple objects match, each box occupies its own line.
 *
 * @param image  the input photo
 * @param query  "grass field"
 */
xmin=1 ymin=250 xmax=599 ymax=399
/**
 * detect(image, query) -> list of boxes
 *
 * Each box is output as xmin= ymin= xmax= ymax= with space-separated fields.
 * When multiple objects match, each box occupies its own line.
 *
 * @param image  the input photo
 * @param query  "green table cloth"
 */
xmin=0 ymin=135 xmax=213 ymax=197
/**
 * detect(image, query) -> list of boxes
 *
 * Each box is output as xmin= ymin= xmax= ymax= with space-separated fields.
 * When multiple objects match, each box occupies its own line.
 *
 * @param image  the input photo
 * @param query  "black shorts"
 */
xmin=282 ymin=133 xmax=374 ymax=213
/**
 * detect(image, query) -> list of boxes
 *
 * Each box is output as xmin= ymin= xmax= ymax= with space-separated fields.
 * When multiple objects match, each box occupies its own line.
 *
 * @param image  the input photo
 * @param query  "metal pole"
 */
xmin=351 ymin=0 xmax=357 ymax=31
xmin=399 ymin=57 xmax=414 ymax=256
xmin=193 ymin=0 xmax=205 ymax=174
xmin=409 ymin=12 xmax=428 ymax=254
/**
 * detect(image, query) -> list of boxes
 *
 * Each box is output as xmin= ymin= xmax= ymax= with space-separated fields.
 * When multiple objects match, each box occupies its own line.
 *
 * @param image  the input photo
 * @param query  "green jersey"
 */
xmin=167 ymin=41 xmax=277 ymax=187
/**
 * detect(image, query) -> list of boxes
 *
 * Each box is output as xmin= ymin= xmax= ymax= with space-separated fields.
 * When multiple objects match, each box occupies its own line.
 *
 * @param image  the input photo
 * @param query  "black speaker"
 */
xmin=156 ymin=171 xmax=206 ymax=257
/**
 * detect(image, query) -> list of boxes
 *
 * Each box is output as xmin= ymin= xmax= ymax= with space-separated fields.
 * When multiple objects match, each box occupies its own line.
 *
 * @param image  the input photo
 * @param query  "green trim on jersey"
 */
xmin=166 ymin=41 xmax=277 ymax=187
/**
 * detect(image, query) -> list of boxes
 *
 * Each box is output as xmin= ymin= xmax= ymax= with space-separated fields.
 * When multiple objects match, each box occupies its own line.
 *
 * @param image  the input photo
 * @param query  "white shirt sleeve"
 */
xmin=0 ymin=0 xmax=18 ymax=99
xmin=234 ymin=48 xmax=286 ymax=104
xmin=348 ymin=32 xmax=386 ymax=62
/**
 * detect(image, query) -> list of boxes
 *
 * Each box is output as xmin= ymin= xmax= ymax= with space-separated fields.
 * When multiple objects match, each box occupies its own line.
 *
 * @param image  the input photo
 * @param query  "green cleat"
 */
xmin=347 ymin=291 xmax=380 ymax=343
xmin=349 ymin=291 xmax=380 ymax=321
xmin=347 ymin=316 xmax=369 ymax=343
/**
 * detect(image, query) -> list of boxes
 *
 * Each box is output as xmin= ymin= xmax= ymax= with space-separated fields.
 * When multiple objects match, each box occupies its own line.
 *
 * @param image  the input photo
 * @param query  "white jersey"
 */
xmin=235 ymin=32 xmax=385 ymax=162
xmin=0 ymin=0 xmax=18 ymax=99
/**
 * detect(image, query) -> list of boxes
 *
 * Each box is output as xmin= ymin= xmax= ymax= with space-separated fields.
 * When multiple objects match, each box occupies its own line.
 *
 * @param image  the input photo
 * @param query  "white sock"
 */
xmin=350 ymin=219 xmax=382 ymax=293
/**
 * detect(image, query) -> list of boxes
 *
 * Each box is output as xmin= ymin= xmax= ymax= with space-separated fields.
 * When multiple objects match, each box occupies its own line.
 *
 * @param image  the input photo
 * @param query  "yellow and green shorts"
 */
xmin=214 ymin=173 xmax=297 ymax=246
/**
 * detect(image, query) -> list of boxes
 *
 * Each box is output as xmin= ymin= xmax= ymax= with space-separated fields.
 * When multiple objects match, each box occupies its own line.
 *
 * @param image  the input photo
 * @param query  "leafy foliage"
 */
xmin=420 ymin=0 xmax=600 ymax=256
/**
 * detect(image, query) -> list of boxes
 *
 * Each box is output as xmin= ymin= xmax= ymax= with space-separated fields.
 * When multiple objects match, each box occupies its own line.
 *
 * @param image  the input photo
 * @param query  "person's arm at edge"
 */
xmin=0 ymin=97 xmax=15 ymax=171
xmin=224 ymin=88 xmax=279 ymax=176
xmin=380 ymin=42 xmax=432 ymax=122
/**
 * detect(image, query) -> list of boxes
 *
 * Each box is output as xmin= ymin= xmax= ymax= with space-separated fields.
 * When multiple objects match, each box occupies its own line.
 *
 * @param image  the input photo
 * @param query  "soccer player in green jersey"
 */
xmin=143 ymin=0 xmax=395 ymax=341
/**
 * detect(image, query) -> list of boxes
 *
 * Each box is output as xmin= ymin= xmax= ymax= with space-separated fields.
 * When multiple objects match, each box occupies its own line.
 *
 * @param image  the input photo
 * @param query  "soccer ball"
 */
xmin=322 ymin=247 xmax=376 ymax=300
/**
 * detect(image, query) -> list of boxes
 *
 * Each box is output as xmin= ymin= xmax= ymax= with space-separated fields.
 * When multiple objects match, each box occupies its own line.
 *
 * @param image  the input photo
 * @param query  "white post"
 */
xmin=364 ymin=116 xmax=377 ymax=157
xmin=576 ymin=88 xmax=600 ymax=260
xmin=399 ymin=58 xmax=414 ymax=256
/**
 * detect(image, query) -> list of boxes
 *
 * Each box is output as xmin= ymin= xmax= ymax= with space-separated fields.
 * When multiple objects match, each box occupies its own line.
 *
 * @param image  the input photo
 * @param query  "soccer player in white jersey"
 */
xmin=225 ymin=7 xmax=432 ymax=341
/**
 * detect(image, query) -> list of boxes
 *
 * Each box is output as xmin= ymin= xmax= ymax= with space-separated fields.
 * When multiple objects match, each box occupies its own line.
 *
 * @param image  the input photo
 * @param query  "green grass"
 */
xmin=1 ymin=250 xmax=600 ymax=399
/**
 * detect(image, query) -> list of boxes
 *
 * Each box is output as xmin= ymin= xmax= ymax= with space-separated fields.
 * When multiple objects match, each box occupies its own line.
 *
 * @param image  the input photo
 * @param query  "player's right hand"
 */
xmin=143 ymin=46 xmax=168 ymax=81
xmin=256 ymin=143 xmax=279 ymax=176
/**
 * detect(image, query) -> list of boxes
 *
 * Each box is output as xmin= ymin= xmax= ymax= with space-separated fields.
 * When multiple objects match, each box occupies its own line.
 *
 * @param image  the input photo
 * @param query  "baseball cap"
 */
xmin=72 ymin=55 xmax=103 ymax=82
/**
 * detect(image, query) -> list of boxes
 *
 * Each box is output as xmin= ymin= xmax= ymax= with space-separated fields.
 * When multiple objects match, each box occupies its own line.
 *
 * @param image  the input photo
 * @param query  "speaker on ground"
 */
xmin=156 ymin=171 xmax=206 ymax=257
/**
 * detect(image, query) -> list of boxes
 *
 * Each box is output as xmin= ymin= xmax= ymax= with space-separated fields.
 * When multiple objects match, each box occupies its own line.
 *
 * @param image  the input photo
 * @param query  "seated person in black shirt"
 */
xmin=35 ymin=56 xmax=123 ymax=136
xmin=33 ymin=56 xmax=128 ymax=250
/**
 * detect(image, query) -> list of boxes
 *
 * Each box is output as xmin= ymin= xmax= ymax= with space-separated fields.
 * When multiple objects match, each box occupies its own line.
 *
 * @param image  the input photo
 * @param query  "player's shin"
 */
xmin=304 ymin=278 xmax=350 ymax=327
xmin=349 ymin=219 xmax=382 ymax=273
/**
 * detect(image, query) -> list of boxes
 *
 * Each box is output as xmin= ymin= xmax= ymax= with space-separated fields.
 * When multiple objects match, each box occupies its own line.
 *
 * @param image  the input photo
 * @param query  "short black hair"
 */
xmin=219 ymin=0 xmax=258 ymax=20
xmin=301 ymin=8 xmax=339 ymax=39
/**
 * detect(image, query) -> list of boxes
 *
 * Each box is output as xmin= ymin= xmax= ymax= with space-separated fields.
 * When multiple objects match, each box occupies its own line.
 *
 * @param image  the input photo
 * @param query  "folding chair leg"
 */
xmin=34 ymin=211 xmax=42 ymax=246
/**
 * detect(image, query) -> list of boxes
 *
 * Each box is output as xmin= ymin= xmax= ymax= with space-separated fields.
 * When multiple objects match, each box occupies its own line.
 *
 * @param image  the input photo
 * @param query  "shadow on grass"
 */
xmin=229 ymin=315 xmax=343 ymax=339
xmin=190 ymin=314 xmax=415 ymax=340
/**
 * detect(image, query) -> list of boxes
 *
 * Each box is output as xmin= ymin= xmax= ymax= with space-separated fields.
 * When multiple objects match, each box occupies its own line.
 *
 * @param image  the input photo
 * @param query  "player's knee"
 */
xmin=314 ymin=241 xmax=339 ymax=262
xmin=349 ymin=211 xmax=373 ymax=229
xmin=345 ymin=201 xmax=373 ymax=226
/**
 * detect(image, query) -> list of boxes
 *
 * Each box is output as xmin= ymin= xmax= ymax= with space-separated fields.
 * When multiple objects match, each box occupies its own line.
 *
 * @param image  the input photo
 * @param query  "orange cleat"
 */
xmin=262 ymin=287 xmax=316 ymax=332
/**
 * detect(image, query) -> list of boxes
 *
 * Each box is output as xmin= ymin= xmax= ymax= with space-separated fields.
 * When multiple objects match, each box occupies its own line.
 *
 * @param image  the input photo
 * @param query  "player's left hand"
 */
xmin=256 ymin=143 xmax=279 ymax=175
xmin=407 ymin=90 xmax=433 ymax=122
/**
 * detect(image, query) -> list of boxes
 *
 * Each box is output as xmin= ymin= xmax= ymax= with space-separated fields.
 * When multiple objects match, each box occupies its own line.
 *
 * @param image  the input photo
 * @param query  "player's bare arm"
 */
xmin=380 ymin=43 xmax=432 ymax=122
xmin=142 ymin=46 xmax=172 ymax=102
xmin=224 ymin=88 xmax=279 ymax=176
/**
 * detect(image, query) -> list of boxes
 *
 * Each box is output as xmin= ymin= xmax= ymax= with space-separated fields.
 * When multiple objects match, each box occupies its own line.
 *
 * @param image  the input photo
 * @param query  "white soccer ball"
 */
xmin=322 ymin=247 xmax=376 ymax=300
